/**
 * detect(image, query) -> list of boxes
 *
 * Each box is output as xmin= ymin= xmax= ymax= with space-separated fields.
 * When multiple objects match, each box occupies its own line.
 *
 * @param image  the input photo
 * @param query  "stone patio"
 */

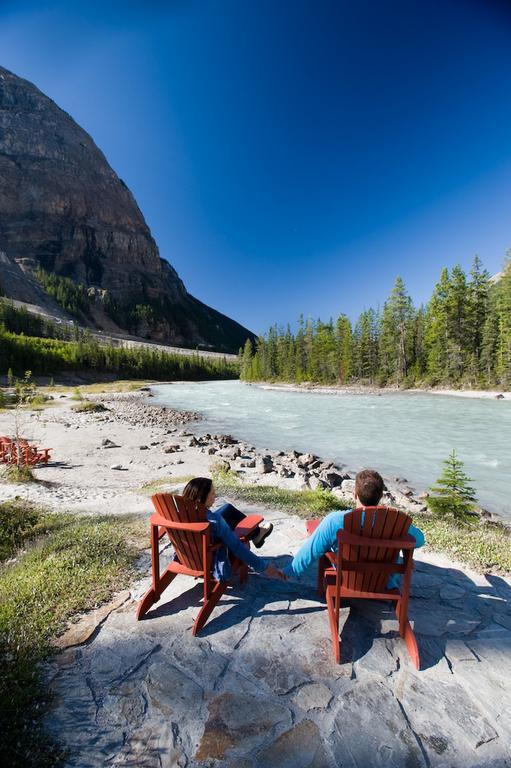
xmin=45 ymin=504 xmax=511 ymax=767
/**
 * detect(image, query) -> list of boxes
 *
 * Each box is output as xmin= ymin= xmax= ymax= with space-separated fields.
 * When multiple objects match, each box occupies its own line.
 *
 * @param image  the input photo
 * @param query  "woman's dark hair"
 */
xmin=182 ymin=477 xmax=213 ymax=505
xmin=354 ymin=469 xmax=384 ymax=506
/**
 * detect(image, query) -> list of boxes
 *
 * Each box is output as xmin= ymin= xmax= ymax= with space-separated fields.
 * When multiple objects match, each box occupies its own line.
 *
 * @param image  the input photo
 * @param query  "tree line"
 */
xmin=240 ymin=256 xmax=511 ymax=389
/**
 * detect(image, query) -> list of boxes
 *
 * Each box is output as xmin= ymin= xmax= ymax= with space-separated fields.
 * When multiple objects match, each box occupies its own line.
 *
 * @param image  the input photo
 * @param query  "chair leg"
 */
xmin=394 ymin=598 xmax=420 ymax=670
xmin=239 ymin=563 xmax=248 ymax=585
xmin=317 ymin=555 xmax=328 ymax=596
xmin=326 ymin=587 xmax=341 ymax=663
xmin=137 ymin=568 xmax=178 ymax=620
xmin=193 ymin=580 xmax=229 ymax=636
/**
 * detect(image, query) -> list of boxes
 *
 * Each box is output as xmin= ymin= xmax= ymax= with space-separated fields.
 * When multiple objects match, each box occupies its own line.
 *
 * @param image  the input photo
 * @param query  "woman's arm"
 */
xmin=213 ymin=514 xmax=268 ymax=573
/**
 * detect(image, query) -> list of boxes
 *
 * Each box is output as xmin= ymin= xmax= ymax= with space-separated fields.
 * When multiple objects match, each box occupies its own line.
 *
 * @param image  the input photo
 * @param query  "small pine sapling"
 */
xmin=428 ymin=449 xmax=478 ymax=522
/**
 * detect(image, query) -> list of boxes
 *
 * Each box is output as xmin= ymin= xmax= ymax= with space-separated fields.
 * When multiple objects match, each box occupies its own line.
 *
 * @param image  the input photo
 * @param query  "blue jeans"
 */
xmin=207 ymin=503 xmax=267 ymax=574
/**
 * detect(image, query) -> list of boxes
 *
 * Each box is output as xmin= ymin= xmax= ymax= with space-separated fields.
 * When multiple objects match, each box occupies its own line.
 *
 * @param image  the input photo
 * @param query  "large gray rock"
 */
xmin=341 ymin=478 xmax=356 ymax=495
xmin=256 ymin=455 xmax=274 ymax=474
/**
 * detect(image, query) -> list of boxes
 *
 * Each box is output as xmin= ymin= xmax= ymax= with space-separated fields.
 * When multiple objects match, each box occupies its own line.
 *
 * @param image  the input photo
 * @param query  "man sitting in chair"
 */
xmin=283 ymin=469 xmax=425 ymax=582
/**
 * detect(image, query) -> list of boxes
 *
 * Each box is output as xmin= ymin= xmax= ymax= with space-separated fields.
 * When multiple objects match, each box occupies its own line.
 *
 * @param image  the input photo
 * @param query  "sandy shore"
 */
xmin=255 ymin=381 xmax=511 ymax=400
xmin=0 ymin=390 xmax=212 ymax=515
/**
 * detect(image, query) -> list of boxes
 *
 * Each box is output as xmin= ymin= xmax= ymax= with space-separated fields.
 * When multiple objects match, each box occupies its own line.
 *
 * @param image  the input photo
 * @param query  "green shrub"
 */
xmin=0 ymin=464 xmax=37 ymax=485
xmin=428 ymin=449 xmax=478 ymax=522
xmin=71 ymin=400 xmax=108 ymax=413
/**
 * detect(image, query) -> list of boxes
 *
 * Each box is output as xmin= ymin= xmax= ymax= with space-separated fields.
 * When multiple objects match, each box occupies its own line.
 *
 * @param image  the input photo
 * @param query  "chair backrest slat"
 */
xmin=340 ymin=506 xmax=412 ymax=593
xmin=152 ymin=493 xmax=208 ymax=572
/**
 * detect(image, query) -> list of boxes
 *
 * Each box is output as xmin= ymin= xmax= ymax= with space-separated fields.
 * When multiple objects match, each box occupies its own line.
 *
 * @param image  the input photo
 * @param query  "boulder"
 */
xmin=101 ymin=438 xmax=118 ymax=448
xmin=320 ymin=471 xmax=346 ymax=488
xmin=340 ymin=478 xmax=356 ymax=495
xmin=308 ymin=476 xmax=328 ymax=491
xmin=216 ymin=434 xmax=238 ymax=445
xmin=297 ymin=453 xmax=316 ymax=468
xmin=163 ymin=444 xmax=180 ymax=454
xmin=256 ymin=456 xmax=274 ymax=474
xmin=139 ymin=445 xmax=149 ymax=450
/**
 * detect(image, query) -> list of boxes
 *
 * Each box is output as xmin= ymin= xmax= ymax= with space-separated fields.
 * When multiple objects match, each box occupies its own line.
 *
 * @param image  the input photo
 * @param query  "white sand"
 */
xmin=0 ymin=392 xmax=211 ymax=515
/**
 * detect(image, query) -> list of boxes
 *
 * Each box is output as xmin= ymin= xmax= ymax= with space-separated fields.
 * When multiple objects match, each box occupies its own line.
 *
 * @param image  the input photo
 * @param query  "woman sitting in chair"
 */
xmin=182 ymin=477 xmax=285 ymax=581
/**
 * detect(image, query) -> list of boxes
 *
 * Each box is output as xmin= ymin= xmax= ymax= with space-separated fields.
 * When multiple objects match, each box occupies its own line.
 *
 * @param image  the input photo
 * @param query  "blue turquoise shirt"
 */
xmin=283 ymin=509 xmax=425 ymax=579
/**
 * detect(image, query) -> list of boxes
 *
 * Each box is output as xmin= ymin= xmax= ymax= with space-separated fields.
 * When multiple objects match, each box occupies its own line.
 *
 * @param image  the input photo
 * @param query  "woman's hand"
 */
xmin=264 ymin=563 xmax=287 ymax=581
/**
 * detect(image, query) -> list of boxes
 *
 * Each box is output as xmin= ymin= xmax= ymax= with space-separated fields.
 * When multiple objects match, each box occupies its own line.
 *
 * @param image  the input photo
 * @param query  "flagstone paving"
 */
xmin=45 ymin=504 xmax=511 ymax=767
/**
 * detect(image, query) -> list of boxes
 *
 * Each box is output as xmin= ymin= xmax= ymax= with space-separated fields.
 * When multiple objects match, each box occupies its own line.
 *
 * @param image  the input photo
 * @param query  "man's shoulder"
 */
xmin=323 ymin=508 xmax=352 ymax=529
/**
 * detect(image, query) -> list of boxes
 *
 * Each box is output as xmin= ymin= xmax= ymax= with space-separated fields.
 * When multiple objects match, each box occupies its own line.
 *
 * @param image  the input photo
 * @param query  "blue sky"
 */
xmin=1 ymin=0 xmax=511 ymax=333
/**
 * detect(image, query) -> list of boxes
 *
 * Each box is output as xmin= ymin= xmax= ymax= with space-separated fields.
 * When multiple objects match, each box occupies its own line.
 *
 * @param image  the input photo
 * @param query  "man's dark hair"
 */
xmin=355 ymin=469 xmax=384 ymax=506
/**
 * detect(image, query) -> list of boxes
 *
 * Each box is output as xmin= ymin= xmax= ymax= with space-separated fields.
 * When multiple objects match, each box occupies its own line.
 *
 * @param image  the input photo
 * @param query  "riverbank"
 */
xmin=254 ymin=381 xmax=511 ymax=400
xmin=0 ymin=382 xmax=509 ymax=548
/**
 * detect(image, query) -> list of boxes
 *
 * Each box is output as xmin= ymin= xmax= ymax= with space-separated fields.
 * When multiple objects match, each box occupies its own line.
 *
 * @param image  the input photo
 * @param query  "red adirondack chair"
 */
xmin=0 ymin=436 xmax=51 ymax=465
xmin=307 ymin=506 xmax=420 ymax=669
xmin=0 ymin=436 xmax=12 ymax=463
xmin=137 ymin=493 xmax=264 ymax=635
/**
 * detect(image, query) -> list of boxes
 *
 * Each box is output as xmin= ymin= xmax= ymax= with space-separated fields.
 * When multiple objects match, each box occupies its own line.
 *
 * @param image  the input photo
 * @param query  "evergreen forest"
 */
xmin=0 ymin=301 xmax=238 ymax=381
xmin=240 ymin=256 xmax=511 ymax=389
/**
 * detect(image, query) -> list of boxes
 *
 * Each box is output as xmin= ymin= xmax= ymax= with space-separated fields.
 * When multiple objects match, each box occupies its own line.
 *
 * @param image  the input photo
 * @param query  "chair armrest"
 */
xmin=306 ymin=519 xmax=321 ymax=536
xmin=234 ymin=514 xmax=264 ymax=540
xmin=150 ymin=513 xmax=210 ymax=533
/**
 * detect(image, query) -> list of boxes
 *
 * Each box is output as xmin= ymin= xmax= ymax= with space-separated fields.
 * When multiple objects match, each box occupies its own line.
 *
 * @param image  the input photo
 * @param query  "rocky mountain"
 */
xmin=0 ymin=65 xmax=254 ymax=352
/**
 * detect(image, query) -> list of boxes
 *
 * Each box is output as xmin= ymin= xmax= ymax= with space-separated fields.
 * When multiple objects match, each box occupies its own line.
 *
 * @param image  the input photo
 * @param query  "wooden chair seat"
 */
xmin=137 ymin=493 xmax=264 ymax=635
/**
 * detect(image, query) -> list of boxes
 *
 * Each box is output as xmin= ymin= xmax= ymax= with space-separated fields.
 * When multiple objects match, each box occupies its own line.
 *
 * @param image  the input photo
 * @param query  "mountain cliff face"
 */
xmin=0 ymin=65 xmax=254 ymax=352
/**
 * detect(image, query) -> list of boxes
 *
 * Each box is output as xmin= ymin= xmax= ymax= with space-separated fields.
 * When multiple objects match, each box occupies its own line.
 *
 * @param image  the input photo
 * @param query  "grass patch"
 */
xmin=71 ymin=401 xmax=108 ymax=413
xmin=0 ymin=501 xmax=146 ymax=768
xmin=213 ymin=470 xmax=352 ymax=517
xmin=413 ymin=513 xmax=511 ymax=574
xmin=0 ymin=500 xmax=62 ymax=561
xmin=137 ymin=474 xmax=194 ymax=495
xmin=0 ymin=464 xmax=37 ymax=484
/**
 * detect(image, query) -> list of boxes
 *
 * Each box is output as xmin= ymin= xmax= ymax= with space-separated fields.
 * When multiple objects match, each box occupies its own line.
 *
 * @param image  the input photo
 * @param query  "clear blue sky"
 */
xmin=1 ymin=0 xmax=511 ymax=334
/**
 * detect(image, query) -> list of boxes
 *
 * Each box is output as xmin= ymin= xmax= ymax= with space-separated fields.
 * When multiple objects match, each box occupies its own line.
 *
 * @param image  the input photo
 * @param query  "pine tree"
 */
xmin=424 ymin=267 xmax=450 ymax=383
xmin=428 ymin=449 xmax=478 ymax=521
xmin=240 ymin=338 xmax=253 ymax=380
xmin=467 ymin=256 xmax=490 ymax=383
xmin=336 ymin=314 xmax=353 ymax=383
xmin=444 ymin=265 xmax=469 ymax=382
xmin=379 ymin=276 xmax=414 ymax=386
xmin=495 ymin=255 xmax=511 ymax=387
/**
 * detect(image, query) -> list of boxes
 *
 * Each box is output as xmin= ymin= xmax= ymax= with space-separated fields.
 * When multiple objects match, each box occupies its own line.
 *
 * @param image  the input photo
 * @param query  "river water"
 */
xmin=151 ymin=381 xmax=511 ymax=521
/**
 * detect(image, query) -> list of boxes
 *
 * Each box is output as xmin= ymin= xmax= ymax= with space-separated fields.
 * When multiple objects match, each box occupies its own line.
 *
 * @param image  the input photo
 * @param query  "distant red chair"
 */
xmin=137 ymin=493 xmax=264 ymax=635
xmin=0 ymin=436 xmax=51 ymax=465
xmin=307 ymin=506 xmax=420 ymax=669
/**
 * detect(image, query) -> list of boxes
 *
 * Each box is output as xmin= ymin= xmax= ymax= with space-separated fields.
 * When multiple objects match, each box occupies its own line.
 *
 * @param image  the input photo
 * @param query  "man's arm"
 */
xmin=408 ymin=524 xmax=425 ymax=549
xmin=283 ymin=511 xmax=347 ymax=578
